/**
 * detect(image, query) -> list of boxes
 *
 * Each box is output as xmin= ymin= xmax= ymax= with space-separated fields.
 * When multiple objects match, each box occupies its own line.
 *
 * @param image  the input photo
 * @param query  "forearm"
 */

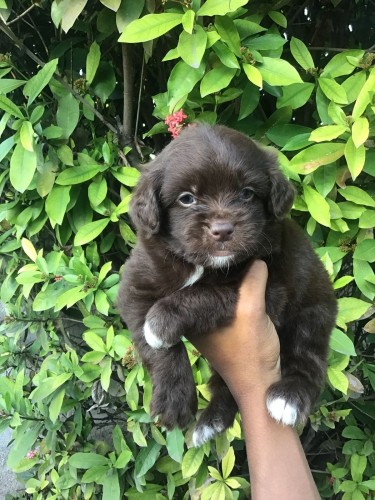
xmin=237 ymin=386 xmax=320 ymax=500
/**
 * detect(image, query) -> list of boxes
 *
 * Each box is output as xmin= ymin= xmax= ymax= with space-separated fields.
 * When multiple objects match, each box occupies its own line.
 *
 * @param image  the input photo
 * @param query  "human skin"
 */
xmin=186 ymin=260 xmax=320 ymax=500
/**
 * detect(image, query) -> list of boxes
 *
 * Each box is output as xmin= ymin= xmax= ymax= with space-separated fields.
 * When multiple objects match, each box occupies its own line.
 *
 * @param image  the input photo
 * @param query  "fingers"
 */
xmin=236 ymin=260 xmax=268 ymax=317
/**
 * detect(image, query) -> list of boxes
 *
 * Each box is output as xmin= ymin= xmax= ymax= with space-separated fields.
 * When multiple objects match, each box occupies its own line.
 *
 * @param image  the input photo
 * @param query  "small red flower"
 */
xmin=54 ymin=275 xmax=63 ymax=282
xmin=165 ymin=110 xmax=187 ymax=138
xmin=26 ymin=450 xmax=38 ymax=459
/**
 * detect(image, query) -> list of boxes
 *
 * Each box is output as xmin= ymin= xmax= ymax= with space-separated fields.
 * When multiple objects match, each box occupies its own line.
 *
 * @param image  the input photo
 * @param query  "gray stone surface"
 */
xmin=0 ymin=428 xmax=23 ymax=499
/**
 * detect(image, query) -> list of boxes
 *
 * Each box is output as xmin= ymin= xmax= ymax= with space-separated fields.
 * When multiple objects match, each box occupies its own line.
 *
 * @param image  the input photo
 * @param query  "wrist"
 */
xmin=226 ymin=366 xmax=281 ymax=406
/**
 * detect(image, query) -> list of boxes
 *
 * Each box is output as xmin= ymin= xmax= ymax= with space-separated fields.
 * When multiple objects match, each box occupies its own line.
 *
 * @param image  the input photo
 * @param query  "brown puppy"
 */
xmin=117 ymin=124 xmax=337 ymax=446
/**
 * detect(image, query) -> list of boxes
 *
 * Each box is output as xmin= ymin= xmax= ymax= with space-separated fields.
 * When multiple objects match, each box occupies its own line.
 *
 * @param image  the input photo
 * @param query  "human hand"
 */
xmin=186 ymin=260 xmax=281 ymax=403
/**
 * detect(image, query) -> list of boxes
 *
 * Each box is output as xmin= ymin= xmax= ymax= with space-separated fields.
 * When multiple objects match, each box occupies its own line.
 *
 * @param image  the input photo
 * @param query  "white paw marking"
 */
xmin=181 ymin=265 xmax=204 ymax=289
xmin=192 ymin=421 xmax=225 ymax=447
xmin=143 ymin=320 xmax=164 ymax=349
xmin=266 ymin=396 xmax=298 ymax=426
xmin=209 ymin=255 xmax=234 ymax=269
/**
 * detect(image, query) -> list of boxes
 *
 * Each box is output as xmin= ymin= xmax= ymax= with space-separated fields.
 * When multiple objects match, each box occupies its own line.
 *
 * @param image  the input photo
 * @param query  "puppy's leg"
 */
xmin=193 ymin=371 xmax=238 ymax=447
xmin=135 ymin=334 xmax=197 ymax=429
xmin=144 ymin=285 xmax=237 ymax=349
xmin=266 ymin=304 xmax=335 ymax=426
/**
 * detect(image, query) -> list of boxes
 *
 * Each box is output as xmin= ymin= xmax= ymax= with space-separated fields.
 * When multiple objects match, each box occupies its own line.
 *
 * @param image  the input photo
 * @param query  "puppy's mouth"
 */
xmin=211 ymin=250 xmax=233 ymax=257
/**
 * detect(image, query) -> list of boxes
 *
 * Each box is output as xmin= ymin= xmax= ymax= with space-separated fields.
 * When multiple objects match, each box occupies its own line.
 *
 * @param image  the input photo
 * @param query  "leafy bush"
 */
xmin=0 ymin=0 xmax=374 ymax=498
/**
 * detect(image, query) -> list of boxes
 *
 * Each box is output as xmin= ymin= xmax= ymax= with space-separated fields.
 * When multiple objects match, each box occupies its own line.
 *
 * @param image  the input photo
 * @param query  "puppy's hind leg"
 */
xmin=193 ymin=371 xmax=238 ymax=447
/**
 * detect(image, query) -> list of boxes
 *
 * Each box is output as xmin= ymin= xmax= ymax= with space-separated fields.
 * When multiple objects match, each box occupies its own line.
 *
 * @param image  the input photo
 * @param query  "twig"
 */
xmin=6 ymin=2 xmax=37 ymax=25
xmin=0 ymin=20 xmax=118 ymax=136
xmin=134 ymin=53 xmax=145 ymax=161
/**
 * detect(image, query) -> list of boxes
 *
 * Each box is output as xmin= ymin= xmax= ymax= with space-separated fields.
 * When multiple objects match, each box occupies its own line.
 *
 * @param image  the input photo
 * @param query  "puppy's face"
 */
xmin=131 ymin=125 xmax=294 ymax=268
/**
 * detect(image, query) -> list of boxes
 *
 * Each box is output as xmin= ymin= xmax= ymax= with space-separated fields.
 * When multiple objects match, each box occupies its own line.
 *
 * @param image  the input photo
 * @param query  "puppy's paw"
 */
xmin=151 ymin=378 xmax=197 ymax=430
xmin=144 ymin=301 xmax=181 ymax=349
xmin=266 ymin=396 xmax=298 ymax=425
xmin=266 ymin=380 xmax=311 ymax=426
xmin=192 ymin=419 xmax=225 ymax=447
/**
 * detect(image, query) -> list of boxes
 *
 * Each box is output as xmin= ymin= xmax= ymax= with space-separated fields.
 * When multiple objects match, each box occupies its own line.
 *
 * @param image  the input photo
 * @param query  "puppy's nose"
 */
xmin=209 ymin=221 xmax=234 ymax=241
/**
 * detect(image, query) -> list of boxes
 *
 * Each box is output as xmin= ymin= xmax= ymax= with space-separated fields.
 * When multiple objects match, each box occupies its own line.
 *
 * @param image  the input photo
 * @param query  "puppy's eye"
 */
xmin=239 ymin=187 xmax=254 ymax=201
xmin=178 ymin=192 xmax=196 ymax=206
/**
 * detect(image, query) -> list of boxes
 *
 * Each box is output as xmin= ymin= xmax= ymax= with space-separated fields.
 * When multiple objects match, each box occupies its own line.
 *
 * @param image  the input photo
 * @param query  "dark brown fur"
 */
xmin=117 ymin=124 xmax=337 ymax=441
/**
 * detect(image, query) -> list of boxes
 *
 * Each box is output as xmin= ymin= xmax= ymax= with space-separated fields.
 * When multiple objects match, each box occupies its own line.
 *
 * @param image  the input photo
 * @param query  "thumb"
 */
xmin=237 ymin=260 xmax=268 ymax=316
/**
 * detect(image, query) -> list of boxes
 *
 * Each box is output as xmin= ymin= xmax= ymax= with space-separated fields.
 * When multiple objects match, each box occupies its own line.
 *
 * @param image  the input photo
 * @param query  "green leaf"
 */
xmin=20 ymin=121 xmax=34 ymax=152
xmin=92 ymin=62 xmax=116 ymax=103
xmin=277 ymin=82 xmax=314 ymax=110
xmin=59 ymin=0 xmax=88 ymax=32
xmin=214 ymin=15 xmax=241 ymax=56
xmin=9 ymin=143 xmax=37 ymax=193
xmin=290 ymin=143 xmax=345 ymax=174
xmin=100 ymin=0 xmax=121 ymax=11
xmin=352 ymin=117 xmax=369 ymax=148
xmin=359 ymin=210 xmax=375 ymax=228
xmin=89 ymin=176 xmax=108 ymax=206
xmin=177 ymin=26 xmax=207 ymax=68
xmin=0 ymin=94 xmax=24 ymax=119
xmin=197 ymin=0 xmax=248 ymax=16
xmin=309 ymin=125 xmax=347 ymax=142
xmin=7 ymin=422 xmax=43 ymax=468
xmin=213 ymin=41 xmax=240 ymax=69
xmin=248 ymin=33 xmax=286 ymax=51
xmin=338 ymin=187 xmax=375 ymax=207
xmin=23 ymin=59 xmax=58 ymax=106
xmin=69 ymin=453 xmax=109 ymax=469
xmin=116 ymin=0 xmax=145 ymax=32
xmin=181 ymin=447 xmax=204 ymax=478
xmin=114 ymin=449 xmax=132 ymax=468
xmin=221 ymin=447 xmax=235 ymax=479
xmin=353 ymin=259 xmax=375 ymax=301
xmin=330 ymin=328 xmax=356 ymax=356
xmin=30 ymin=373 xmax=72 ymax=402
xmin=167 ymin=60 xmax=205 ymax=111
xmin=200 ymin=65 xmax=236 ymax=97
xmin=337 ymin=297 xmax=371 ymax=328
xmin=56 ymin=165 xmax=103 ymax=185
xmin=82 ymin=465 xmax=109 ymax=483
xmin=135 ymin=440 xmax=162 ymax=477
xmin=101 ymin=357 xmax=112 ymax=391
xmin=321 ymin=50 xmax=364 ymax=78
xmin=342 ymin=71 xmax=367 ymax=104
xmin=239 ymin=83 xmax=259 ymax=120
xmin=234 ymin=19 xmax=266 ymax=39
xmin=345 ymin=137 xmax=365 ymax=181
xmin=290 ymin=37 xmax=315 ymax=70
xmin=0 ymin=79 xmax=26 ymax=94
xmin=45 ymin=185 xmax=71 ymax=227
xmin=119 ymin=13 xmax=183 ymax=43
xmin=351 ymin=454 xmax=366 ymax=482
xmin=166 ymin=428 xmax=184 ymax=464
xmin=268 ymin=10 xmax=287 ymax=28
xmin=243 ymin=63 xmax=262 ymax=88
xmin=74 ymin=218 xmax=110 ymax=246
xmin=182 ymin=9 xmax=195 ymax=33
xmin=86 ymin=41 xmax=101 ymax=85
xmin=258 ymin=57 xmax=302 ymax=86
xmin=303 ymin=185 xmax=331 ymax=227
xmin=354 ymin=239 xmax=375 ymax=263
xmin=352 ymin=68 xmax=375 ymax=119
xmin=327 ymin=366 xmax=348 ymax=394
xmin=102 ymin=470 xmax=120 ymax=500
xmin=318 ymin=77 xmax=348 ymax=105
xmin=342 ymin=426 xmax=366 ymax=439
xmin=83 ymin=331 xmax=106 ymax=352
xmin=111 ymin=166 xmax=140 ymax=186
xmin=57 ymin=93 xmax=80 ymax=138
xmin=49 ymin=388 xmax=65 ymax=423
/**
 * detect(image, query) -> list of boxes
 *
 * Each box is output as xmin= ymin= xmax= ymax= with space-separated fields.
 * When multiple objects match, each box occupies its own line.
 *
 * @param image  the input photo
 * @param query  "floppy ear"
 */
xmin=268 ymin=165 xmax=295 ymax=220
xmin=130 ymin=167 xmax=163 ymax=234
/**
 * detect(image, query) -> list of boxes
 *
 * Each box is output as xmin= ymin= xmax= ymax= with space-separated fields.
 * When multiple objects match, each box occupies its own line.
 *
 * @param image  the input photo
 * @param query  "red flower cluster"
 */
xmin=26 ymin=450 xmax=38 ymax=459
xmin=165 ymin=109 xmax=187 ymax=138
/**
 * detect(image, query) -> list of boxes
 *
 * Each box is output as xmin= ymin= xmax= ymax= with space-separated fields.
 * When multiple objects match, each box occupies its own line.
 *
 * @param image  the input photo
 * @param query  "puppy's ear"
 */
xmin=268 ymin=164 xmax=295 ymax=220
xmin=130 ymin=167 xmax=163 ymax=234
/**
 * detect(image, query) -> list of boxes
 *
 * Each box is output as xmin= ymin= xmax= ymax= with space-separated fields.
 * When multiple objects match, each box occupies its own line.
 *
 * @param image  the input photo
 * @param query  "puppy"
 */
xmin=118 ymin=124 xmax=337 ymax=446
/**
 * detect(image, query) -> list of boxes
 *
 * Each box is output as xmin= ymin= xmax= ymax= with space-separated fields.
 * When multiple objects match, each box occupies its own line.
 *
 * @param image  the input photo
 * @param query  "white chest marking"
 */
xmin=180 ymin=265 xmax=204 ymax=289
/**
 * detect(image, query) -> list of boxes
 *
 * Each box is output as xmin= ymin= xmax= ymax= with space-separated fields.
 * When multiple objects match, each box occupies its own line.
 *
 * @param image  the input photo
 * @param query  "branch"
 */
xmin=121 ymin=43 xmax=134 ymax=147
xmin=0 ymin=20 xmax=118 ymax=136
xmin=6 ymin=2 xmax=37 ymax=25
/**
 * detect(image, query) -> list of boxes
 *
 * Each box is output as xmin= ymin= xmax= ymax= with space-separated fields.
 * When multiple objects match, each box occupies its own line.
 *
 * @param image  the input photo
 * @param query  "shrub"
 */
xmin=0 ymin=0 xmax=374 ymax=498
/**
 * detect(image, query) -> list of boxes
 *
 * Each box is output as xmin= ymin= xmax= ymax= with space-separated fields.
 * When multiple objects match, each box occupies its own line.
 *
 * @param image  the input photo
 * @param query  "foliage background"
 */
xmin=0 ymin=0 xmax=374 ymax=498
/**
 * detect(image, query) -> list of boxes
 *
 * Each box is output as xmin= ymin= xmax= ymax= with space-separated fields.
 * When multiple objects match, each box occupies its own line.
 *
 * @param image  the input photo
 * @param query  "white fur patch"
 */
xmin=143 ymin=320 xmax=164 ymax=349
xmin=209 ymin=255 xmax=234 ymax=269
xmin=192 ymin=421 xmax=225 ymax=447
xmin=266 ymin=396 xmax=298 ymax=426
xmin=180 ymin=265 xmax=204 ymax=289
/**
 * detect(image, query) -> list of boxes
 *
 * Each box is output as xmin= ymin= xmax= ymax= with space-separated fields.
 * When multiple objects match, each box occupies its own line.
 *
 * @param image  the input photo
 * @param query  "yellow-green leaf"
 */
xmin=290 ymin=143 xmax=345 ymax=174
xmin=303 ymin=185 xmax=331 ymax=227
xmin=119 ymin=13 xmax=183 ymax=43
xmin=345 ymin=137 xmax=365 ymax=180
xmin=21 ymin=238 xmax=37 ymax=262
xmin=318 ymin=77 xmax=348 ymax=105
xmin=243 ymin=63 xmax=262 ymax=88
xmin=290 ymin=36 xmax=314 ymax=70
xmin=352 ymin=116 xmax=369 ymax=147
xmin=20 ymin=121 xmax=34 ymax=152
